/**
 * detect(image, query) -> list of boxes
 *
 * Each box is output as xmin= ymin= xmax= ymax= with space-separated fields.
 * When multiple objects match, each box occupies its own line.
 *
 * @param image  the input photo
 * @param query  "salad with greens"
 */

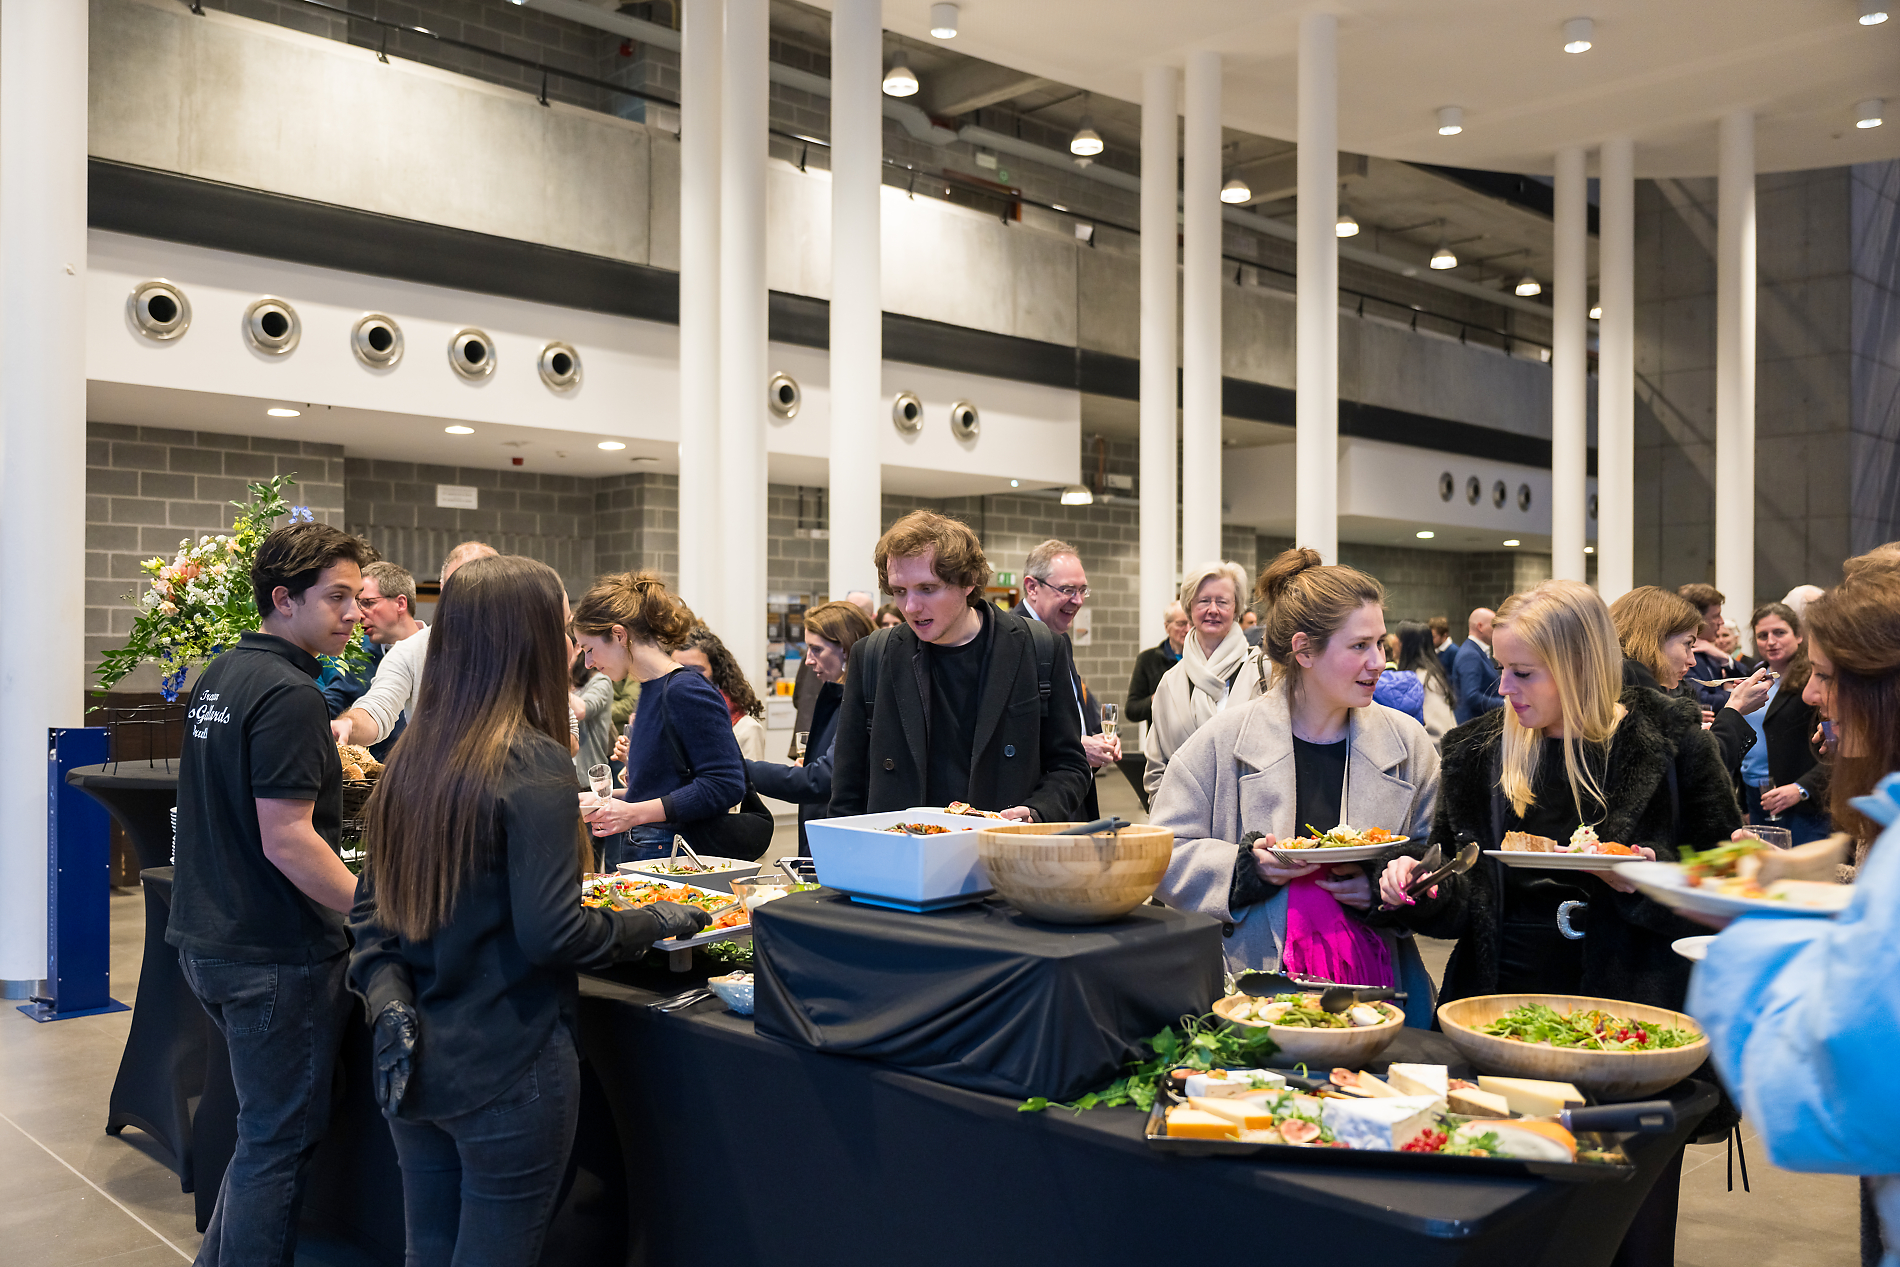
xmin=1295 ymin=823 xmax=1405 ymax=849
xmin=1476 ymin=1003 xmax=1701 ymax=1052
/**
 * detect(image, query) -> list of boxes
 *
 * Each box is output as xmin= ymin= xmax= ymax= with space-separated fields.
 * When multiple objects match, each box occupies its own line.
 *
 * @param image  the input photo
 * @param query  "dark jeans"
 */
xmin=179 ymin=949 xmax=351 ymax=1267
xmin=603 ymin=821 xmax=683 ymax=870
xmin=1743 ymin=783 xmax=1832 ymax=845
xmin=387 ymin=1025 xmax=580 ymax=1267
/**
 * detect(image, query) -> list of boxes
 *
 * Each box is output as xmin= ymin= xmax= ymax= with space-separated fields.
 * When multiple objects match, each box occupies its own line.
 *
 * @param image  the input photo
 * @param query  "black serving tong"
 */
xmin=1375 ymin=841 xmax=1481 ymax=911
xmin=1055 ymin=817 xmax=1130 ymax=836
xmin=1551 ymin=1101 xmax=1678 ymax=1135
xmin=1232 ymin=970 xmax=1407 ymax=1014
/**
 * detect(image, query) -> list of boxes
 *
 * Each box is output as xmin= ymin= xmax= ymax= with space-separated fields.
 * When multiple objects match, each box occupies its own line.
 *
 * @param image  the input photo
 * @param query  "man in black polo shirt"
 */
xmin=168 ymin=523 xmax=372 ymax=1266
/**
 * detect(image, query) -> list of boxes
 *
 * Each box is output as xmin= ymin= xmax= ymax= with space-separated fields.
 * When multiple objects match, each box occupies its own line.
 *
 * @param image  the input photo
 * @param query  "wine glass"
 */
xmin=1756 ymin=778 xmax=1780 ymax=822
xmin=1099 ymin=703 xmax=1119 ymax=741
xmin=587 ymin=763 xmax=613 ymax=805
xmin=791 ymin=731 xmax=809 ymax=762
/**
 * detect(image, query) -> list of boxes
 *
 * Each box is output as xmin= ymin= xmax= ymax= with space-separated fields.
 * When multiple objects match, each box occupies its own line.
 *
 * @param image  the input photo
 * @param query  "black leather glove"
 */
xmin=596 ymin=901 xmax=716 ymax=965
xmin=646 ymin=900 xmax=714 ymax=941
xmin=371 ymin=999 xmax=418 ymax=1116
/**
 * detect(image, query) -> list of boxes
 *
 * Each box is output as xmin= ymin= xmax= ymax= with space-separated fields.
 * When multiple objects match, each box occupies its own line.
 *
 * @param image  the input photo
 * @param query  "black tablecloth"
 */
xmin=751 ymin=890 xmax=1222 ymax=1100
xmin=572 ymin=979 xmax=1718 ymax=1267
xmin=68 ymin=760 xmax=180 ymax=871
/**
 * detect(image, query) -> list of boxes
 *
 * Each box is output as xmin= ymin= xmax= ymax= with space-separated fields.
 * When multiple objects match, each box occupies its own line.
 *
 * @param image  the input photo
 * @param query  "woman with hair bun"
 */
xmin=1150 ymin=548 xmax=1440 ymax=1021
xmin=569 ymin=572 xmax=745 ymax=867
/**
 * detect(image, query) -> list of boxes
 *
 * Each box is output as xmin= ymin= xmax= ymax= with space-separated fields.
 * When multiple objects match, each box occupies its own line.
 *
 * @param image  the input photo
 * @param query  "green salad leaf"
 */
xmin=1019 ymin=1012 xmax=1280 ymax=1114
xmin=1476 ymin=1002 xmax=1700 ymax=1051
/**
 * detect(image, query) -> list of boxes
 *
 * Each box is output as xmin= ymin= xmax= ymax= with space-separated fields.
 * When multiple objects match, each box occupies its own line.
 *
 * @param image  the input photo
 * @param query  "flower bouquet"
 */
xmin=94 ymin=474 xmax=371 ymax=702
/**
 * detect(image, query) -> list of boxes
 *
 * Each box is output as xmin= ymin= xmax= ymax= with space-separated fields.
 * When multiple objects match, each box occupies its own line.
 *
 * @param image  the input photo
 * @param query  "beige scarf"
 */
xmin=1143 ymin=625 xmax=1253 ymax=794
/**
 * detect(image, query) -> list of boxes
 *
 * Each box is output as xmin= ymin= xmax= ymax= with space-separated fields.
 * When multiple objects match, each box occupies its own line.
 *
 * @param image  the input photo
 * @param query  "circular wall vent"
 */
xmin=768 ymin=372 xmax=800 ymax=419
xmin=538 ymin=342 xmax=581 ymax=392
xmin=948 ymin=401 xmax=980 ymax=442
xmin=450 ymin=328 xmax=497 ymax=380
xmin=1465 ymin=475 xmax=1481 ymax=505
xmin=1517 ymin=483 xmax=1533 ymax=513
xmin=129 ymin=279 xmax=190 ymax=341
xmin=352 ymin=313 xmax=403 ymax=368
xmin=244 ymin=297 xmax=301 ymax=356
xmin=1491 ymin=479 xmax=1508 ymax=509
xmin=1438 ymin=471 xmax=1455 ymax=501
xmin=891 ymin=390 xmax=923 ymax=434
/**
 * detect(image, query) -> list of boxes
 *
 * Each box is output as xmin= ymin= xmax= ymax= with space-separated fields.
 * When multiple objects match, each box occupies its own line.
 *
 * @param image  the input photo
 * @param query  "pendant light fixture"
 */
xmin=882 ymin=51 xmax=919 ymax=97
xmin=1060 ymin=484 xmax=1094 ymax=505
xmin=1429 ymin=225 xmax=1457 ymax=270
xmin=1070 ymin=95 xmax=1104 ymax=157
xmin=1562 ymin=17 xmax=1594 ymax=53
xmin=1220 ymin=176 xmax=1252 ymax=204
xmin=929 ymin=3 xmax=958 ymax=38
xmin=1436 ymin=106 xmax=1464 ymax=136
xmin=1514 ymin=273 xmax=1542 ymax=296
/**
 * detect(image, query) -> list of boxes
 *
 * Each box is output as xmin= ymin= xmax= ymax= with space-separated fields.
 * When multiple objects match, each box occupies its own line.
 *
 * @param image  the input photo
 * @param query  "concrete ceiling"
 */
xmin=839 ymin=0 xmax=1899 ymax=177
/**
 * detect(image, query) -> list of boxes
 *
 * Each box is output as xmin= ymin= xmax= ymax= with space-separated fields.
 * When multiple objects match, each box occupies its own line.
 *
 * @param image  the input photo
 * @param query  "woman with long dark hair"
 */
xmin=673 ymin=624 xmax=767 ymax=760
xmin=745 ymin=600 xmax=875 ymax=854
xmin=1395 ymin=619 xmax=1456 ymax=745
xmin=347 ymin=556 xmax=709 ymax=1266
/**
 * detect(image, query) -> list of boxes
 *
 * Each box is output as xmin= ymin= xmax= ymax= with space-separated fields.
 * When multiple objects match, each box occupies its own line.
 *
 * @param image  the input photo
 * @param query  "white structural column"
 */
xmin=1596 ymin=136 xmax=1636 ymax=602
xmin=1139 ymin=65 xmax=1180 ymax=632
xmin=1180 ymin=51 xmax=1222 ymax=570
xmin=1715 ymin=110 xmax=1756 ymax=618
xmin=677 ymin=0 xmax=722 ymax=629
xmin=1549 ymin=145 xmax=1589 ymax=582
xmin=828 ymin=0 xmax=882 ymax=600
xmin=720 ymin=0 xmax=769 ymax=679
xmin=0 ymin=0 xmax=88 ymax=993
xmin=1295 ymin=13 xmax=1339 ymax=562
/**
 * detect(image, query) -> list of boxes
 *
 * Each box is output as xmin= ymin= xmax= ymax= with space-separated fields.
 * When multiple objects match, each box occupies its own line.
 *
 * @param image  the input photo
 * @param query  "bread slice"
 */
xmin=1502 ymin=830 xmax=1558 ymax=853
xmin=1755 ymin=834 xmax=1852 ymax=885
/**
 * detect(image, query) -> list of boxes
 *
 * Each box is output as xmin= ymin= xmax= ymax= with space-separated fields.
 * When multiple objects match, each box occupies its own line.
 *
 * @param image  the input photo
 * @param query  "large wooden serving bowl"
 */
xmin=1437 ymin=994 xmax=1710 ymax=1100
xmin=975 ymin=822 xmax=1173 ymax=923
xmin=1212 ymin=994 xmax=1406 ymax=1065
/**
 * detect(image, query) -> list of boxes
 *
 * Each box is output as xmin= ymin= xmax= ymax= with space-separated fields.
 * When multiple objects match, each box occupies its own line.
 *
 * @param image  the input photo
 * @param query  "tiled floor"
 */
xmin=0 ymin=782 xmax=1864 ymax=1265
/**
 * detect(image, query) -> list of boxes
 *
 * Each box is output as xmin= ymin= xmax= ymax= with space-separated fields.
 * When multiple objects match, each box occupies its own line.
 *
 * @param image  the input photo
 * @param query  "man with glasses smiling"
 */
xmin=1013 ymin=540 xmax=1119 ymax=819
xmin=318 ymin=561 xmax=420 ymax=756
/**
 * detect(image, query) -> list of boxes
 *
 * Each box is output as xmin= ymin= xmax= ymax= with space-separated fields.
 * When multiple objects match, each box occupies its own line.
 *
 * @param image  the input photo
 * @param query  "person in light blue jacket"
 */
xmin=1688 ymin=566 xmax=1900 ymax=1266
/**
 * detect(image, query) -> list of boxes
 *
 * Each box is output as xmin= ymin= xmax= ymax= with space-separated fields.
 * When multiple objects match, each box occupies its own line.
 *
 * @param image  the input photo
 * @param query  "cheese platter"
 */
xmin=1141 ymin=1062 xmax=1659 ymax=1181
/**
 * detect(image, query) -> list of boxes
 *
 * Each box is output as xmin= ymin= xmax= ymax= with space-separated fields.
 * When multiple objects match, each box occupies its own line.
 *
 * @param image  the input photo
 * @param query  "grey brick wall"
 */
xmin=343 ymin=457 xmax=597 ymax=595
xmin=594 ymin=472 xmax=678 ymax=588
xmin=86 ymin=423 xmax=346 ymax=675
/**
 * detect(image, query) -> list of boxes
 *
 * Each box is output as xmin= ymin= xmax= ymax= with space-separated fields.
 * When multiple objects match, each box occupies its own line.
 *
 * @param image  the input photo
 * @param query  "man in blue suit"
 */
xmin=1451 ymin=606 xmax=1504 ymax=725
xmin=1431 ymin=615 xmax=1459 ymax=678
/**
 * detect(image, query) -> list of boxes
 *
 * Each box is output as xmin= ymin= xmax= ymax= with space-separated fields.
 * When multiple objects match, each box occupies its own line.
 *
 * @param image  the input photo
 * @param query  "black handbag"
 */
xmin=655 ymin=676 xmax=776 ymax=862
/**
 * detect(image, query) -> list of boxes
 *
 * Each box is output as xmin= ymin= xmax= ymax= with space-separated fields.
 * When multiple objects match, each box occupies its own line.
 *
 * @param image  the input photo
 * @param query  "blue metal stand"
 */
xmin=18 ymin=727 xmax=129 ymax=1022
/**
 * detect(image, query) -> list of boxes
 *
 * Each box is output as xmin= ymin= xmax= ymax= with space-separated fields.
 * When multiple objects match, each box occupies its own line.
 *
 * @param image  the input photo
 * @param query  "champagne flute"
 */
xmin=1099 ymin=703 xmax=1119 ymax=741
xmin=587 ymin=763 xmax=613 ymax=808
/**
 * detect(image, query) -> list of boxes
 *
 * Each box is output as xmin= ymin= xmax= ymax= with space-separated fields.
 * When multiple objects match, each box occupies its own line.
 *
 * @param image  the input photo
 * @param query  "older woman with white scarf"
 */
xmin=1143 ymin=561 xmax=1253 ymax=798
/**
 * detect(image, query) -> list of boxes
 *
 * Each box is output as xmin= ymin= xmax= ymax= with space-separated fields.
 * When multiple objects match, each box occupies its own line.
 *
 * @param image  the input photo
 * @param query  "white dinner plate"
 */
xmin=1268 ymin=837 xmax=1411 ymax=864
xmin=1672 ymin=935 xmax=1716 ymax=962
xmin=1485 ymin=849 xmax=1638 ymax=871
xmin=1616 ymin=859 xmax=1854 ymax=920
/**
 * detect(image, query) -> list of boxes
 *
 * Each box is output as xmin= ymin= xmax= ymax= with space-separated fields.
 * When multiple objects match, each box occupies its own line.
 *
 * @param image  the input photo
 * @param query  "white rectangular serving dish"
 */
xmin=804 ymin=808 xmax=993 ymax=906
xmin=616 ymin=856 xmax=761 ymax=894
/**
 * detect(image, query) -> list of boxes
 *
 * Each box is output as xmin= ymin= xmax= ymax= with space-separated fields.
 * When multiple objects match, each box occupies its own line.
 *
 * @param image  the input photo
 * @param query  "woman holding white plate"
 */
xmin=1150 ymin=549 xmax=1439 ymax=1026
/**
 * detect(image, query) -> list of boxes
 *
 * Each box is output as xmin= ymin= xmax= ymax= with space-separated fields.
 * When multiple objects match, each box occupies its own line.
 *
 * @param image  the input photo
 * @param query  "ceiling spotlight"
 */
xmin=1415 ymin=530 xmax=1436 ymax=539
xmin=597 ymin=440 xmax=627 ymax=451
xmin=1515 ymin=273 xmax=1542 ymax=296
xmin=1503 ymin=539 xmax=1522 ymax=547
xmin=444 ymin=425 xmax=474 ymax=434
xmin=1860 ymin=3 xmax=1888 ymax=24
xmin=1589 ymin=304 xmax=1603 ymax=320
xmin=1430 ymin=239 xmax=1458 ymax=270
xmin=1584 ymin=546 xmax=1596 ymax=554
xmin=1220 ymin=176 xmax=1252 ymax=203
xmin=1857 ymin=98 xmax=1885 ymax=129
xmin=1336 ymin=212 xmax=1360 ymax=237
xmin=1009 ymin=479 xmax=1019 ymax=487
xmin=266 ymin=407 xmax=300 ymax=417
xmin=882 ymin=52 xmax=919 ymax=97
xmin=1060 ymin=484 xmax=1094 ymax=505
xmin=1563 ymin=16 xmax=1594 ymax=52
xmin=930 ymin=3 xmax=958 ymax=38
xmin=1437 ymin=106 xmax=1464 ymax=136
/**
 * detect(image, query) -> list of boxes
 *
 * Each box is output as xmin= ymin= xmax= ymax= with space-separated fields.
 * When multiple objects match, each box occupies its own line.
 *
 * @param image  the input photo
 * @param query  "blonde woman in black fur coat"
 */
xmin=1373 ymin=579 xmax=1742 ymax=1267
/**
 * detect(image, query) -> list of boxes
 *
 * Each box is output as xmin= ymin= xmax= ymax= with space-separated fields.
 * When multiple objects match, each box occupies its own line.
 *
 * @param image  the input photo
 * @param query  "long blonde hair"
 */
xmin=1493 ymin=580 xmax=1625 ymax=819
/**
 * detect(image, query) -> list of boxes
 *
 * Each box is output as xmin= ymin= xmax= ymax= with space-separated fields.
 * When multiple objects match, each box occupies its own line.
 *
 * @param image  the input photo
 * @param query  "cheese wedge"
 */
xmin=1476 ymin=1076 xmax=1585 ymax=1118
xmin=1332 ymin=1069 xmax=1404 ymax=1098
xmin=1164 ymin=1106 xmax=1239 ymax=1140
xmin=1386 ymin=1063 xmax=1450 ymax=1100
xmin=1187 ymin=1096 xmax=1277 ymax=1130
xmin=1447 ymin=1087 xmax=1512 ymax=1119
xmin=1184 ymin=1069 xmax=1286 ymax=1099
xmin=1321 ymin=1094 xmax=1443 ymax=1151
xmin=1460 ymin=1118 xmax=1577 ymax=1162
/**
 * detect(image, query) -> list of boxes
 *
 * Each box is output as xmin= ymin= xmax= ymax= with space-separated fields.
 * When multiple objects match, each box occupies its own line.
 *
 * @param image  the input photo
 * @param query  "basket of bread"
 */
xmin=337 ymin=743 xmax=384 ymax=820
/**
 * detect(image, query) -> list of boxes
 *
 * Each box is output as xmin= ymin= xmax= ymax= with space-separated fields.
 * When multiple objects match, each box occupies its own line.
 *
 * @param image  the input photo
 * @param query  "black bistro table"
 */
xmin=67 ymin=759 xmax=181 ymax=872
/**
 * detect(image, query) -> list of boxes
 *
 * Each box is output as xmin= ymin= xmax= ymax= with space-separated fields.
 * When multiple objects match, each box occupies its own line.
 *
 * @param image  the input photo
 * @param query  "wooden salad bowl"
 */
xmin=1437 ymin=994 xmax=1710 ymax=1100
xmin=1211 ymin=994 xmax=1406 ymax=1065
xmin=975 ymin=823 xmax=1173 ymax=924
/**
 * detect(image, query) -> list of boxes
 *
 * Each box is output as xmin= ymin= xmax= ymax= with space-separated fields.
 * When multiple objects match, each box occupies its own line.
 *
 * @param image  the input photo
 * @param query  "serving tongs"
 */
xmin=665 ymin=834 xmax=717 ymax=875
xmin=1373 ymin=841 xmax=1481 ymax=912
xmin=1056 ymin=817 xmax=1130 ymax=836
xmin=1232 ymin=970 xmax=1408 ymax=1014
